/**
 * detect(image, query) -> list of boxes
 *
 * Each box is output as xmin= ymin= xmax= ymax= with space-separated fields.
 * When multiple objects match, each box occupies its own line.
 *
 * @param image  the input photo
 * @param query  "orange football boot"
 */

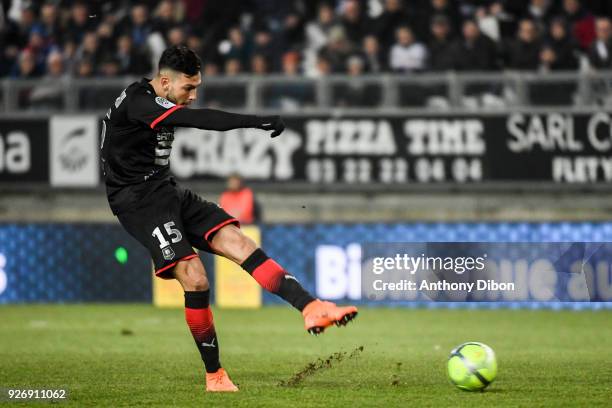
xmin=205 ymin=368 xmax=239 ymax=392
xmin=302 ymin=299 xmax=358 ymax=335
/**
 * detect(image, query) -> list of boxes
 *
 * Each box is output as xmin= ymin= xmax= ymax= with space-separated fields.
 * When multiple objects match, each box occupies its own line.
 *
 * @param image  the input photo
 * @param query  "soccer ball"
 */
xmin=447 ymin=342 xmax=497 ymax=391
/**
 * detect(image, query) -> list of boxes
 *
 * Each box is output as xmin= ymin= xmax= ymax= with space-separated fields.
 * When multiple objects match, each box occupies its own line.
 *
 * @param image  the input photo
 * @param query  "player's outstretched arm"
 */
xmin=163 ymin=108 xmax=285 ymax=137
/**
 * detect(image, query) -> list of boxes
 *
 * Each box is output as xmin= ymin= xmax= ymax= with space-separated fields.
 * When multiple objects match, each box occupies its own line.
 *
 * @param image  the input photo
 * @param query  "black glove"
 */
xmin=257 ymin=115 xmax=285 ymax=138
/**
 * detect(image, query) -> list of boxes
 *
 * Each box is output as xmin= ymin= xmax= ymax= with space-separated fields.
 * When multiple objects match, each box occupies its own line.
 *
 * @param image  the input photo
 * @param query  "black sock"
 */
xmin=241 ymin=249 xmax=316 ymax=311
xmin=184 ymin=290 xmax=221 ymax=373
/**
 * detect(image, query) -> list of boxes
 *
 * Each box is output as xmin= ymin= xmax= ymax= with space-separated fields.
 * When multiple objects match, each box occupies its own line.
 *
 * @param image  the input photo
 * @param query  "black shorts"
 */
xmin=116 ymin=180 xmax=239 ymax=279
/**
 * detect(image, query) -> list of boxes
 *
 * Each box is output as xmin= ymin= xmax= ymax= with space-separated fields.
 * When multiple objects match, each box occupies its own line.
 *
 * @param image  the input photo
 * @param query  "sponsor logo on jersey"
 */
xmin=155 ymin=97 xmax=176 ymax=109
xmin=154 ymin=128 xmax=175 ymax=166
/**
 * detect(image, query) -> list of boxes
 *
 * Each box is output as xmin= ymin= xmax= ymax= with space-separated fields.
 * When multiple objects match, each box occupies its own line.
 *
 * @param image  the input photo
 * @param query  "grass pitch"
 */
xmin=1 ymin=305 xmax=611 ymax=407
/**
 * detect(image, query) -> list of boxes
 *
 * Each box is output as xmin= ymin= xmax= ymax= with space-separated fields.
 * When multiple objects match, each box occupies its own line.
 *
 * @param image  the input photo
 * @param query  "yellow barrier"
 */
xmin=215 ymin=225 xmax=262 ymax=308
xmin=153 ymin=225 xmax=262 ymax=308
xmin=152 ymin=268 xmax=184 ymax=308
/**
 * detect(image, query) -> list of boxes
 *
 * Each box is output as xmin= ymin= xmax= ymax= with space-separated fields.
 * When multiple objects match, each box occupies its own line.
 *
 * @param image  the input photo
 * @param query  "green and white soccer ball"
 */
xmin=447 ymin=342 xmax=497 ymax=391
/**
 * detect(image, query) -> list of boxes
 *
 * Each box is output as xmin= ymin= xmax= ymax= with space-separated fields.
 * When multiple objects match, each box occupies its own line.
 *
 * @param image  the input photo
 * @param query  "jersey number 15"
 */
xmin=152 ymin=221 xmax=183 ymax=248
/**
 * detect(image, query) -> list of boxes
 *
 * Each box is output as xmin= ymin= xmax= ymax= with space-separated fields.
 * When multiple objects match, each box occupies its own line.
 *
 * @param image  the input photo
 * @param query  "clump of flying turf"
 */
xmin=279 ymin=346 xmax=364 ymax=387
xmin=391 ymin=362 xmax=402 ymax=386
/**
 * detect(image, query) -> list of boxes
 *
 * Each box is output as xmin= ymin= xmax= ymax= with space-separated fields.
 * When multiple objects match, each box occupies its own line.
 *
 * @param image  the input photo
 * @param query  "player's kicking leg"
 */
xmin=173 ymin=257 xmax=238 ymax=392
xmin=210 ymin=224 xmax=358 ymax=335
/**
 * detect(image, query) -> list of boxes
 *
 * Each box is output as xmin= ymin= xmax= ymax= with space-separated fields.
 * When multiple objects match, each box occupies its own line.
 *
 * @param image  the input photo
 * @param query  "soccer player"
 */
xmin=100 ymin=45 xmax=358 ymax=392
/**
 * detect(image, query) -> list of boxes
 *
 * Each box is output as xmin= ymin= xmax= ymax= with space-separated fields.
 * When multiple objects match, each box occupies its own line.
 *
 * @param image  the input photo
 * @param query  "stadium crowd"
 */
xmin=1 ymin=0 xmax=612 ymax=80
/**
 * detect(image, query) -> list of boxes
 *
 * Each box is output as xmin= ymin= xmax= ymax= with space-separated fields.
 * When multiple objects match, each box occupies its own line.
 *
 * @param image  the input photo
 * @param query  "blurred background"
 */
xmin=1 ymin=0 xmax=612 ymax=308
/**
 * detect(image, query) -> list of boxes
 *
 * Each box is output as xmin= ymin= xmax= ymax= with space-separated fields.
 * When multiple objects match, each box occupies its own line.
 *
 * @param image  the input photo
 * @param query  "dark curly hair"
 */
xmin=158 ymin=45 xmax=201 ymax=76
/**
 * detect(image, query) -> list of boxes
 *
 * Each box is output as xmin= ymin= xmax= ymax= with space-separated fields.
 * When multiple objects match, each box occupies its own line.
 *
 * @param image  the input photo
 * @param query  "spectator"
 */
xmin=320 ymin=26 xmax=354 ymax=73
xmin=334 ymin=55 xmax=381 ymax=107
xmin=29 ymin=51 xmax=66 ymax=109
xmin=523 ymin=0 xmax=554 ymax=31
xmin=282 ymin=51 xmax=301 ymax=76
xmin=221 ymin=27 xmax=252 ymax=69
xmin=0 ymin=9 xmax=21 ymax=75
xmin=24 ymin=28 xmax=50 ymax=73
xmin=304 ymin=3 xmax=336 ymax=75
xmin=2 ymin=0 xmax=611 ymax=80
xmin=11 ymin=49 xmax=41 ymax=78
xmin=98 ymin=56 xmax=121 ymax=77
xmin=375 ymin=0 xmax=412 ymax=53
xmin=0 ymin=43 xmax=18 ymax=77
xmin=152 ymin=0 xmax=181 ymax=41
xmin=252 ymin=28 xmax=276 ymax=70
xmin=198 ymin=0 xmax=242 ymax=64
xmin=336 ymin=54 xmax=367 ymax=107
xmin=219 ymin=174 xmax=261 ymax=225
xmin=224 ymin=58 xmax=242 ymax=75
xmin=545 ymin=18 xmax=579 ymax=70
xmin=65 ymin=2 xmax=94 ymax=44
xmin=280 ymin=11 xmax=305 ymax=53
xmin=39 ymin=1 xmax=63 ymax=46
xmin=347 ymin=55 xmax=365 ymax=76
xmin=493 ymin=1 xmax=518 ymax=39
xmin=44 ymin=50 xmax=66 ymax=79
xmin=186 ymin=32 xmax=205 ymax=61
xmin=96 ymin=21 xmax=115 ymax=57
xmin=362 ymin=35 xmax=386 ymax=73
xmin=313 ymin=51 xmax=332 ymax=77
xmin=116 ymin=34 xmax=152 ymax=75
xmin=95 ymin=56 xmax=124 ymax=108
xmin=506 ymin=19 xmax=542 ymax=70
xmin=119 ymin=3 xmax=152 ymax=50
xmin=389 ymin=25 xmax=427 ymax=72
xmin=423 ymin=0 xmax=462 ymax=39
xmin=534 ymin=18 xmax=579 ymax=104
xmin=340 ymin=0 xmax=370 ymax=45
xmin=270 ymin=51 xmax=313 ymax=109
xmin=428 ymin=14 xmax=454 ymax=71
xmin=9 ymin=6 xmax=37 ymax=49
xmin=562 ymin=0 xmax=596 ymax=49
xmin=203 ymin=62 xmax=220 ymax=76
xmin=305 ymin=3 xmax=336 ymax=53
xmin=253 ymin=27 xmax=275 ymax=57
xmin=539 ymin=45 xmax=557 ymax=71
xmin=588 ymin=17 xmax=612 ymax=68
xmin=61 ymin=39 xmax=78 ymax=74
xmin=476 ymin=2 xmax=516 ymax=42
xmin=11 ymin=49 xmax=41 ymax=109
xmin=75 ymin=58 xmax=94 ymax=78
xmin=251 ymin=53 xmax=268 ymax=75
xmin=166 ymin=25 xmax=186 ymax=47
xmin=75 ymin=31 xmax=101 ymax=69
xmin=451 ymin=19 xmax=499 ymax=71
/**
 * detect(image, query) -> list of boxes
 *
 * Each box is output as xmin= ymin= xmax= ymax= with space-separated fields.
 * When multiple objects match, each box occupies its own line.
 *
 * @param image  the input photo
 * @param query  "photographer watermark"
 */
xmin=344 ymin=242 xmax=612 ymax=302
xmin=370 ymin=252 xmax=516 ymax=292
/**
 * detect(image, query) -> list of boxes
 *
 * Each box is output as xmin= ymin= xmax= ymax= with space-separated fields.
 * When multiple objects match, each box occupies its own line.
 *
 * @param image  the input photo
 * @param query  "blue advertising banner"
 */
xmin=1 ymin=222 xmax=612 ymax=309
xmin=261 ymin=222 xmax=612 ymax=310
xmin=0 ymin=224 xmax=151 ymax=303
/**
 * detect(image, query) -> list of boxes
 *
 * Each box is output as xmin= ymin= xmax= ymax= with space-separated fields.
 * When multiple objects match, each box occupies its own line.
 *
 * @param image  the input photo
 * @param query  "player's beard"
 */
xmin=165 ymin=90 xmax=179 ymax=105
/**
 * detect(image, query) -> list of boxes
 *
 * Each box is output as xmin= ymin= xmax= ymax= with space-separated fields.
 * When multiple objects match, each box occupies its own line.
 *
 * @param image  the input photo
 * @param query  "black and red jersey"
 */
xmin=101 ymin=78 xmax=187 ymax=214
xmin=101 ymin=78 xmax=183 ymax=188
xmin=101 ymin=77 xmax=277 ymax=215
